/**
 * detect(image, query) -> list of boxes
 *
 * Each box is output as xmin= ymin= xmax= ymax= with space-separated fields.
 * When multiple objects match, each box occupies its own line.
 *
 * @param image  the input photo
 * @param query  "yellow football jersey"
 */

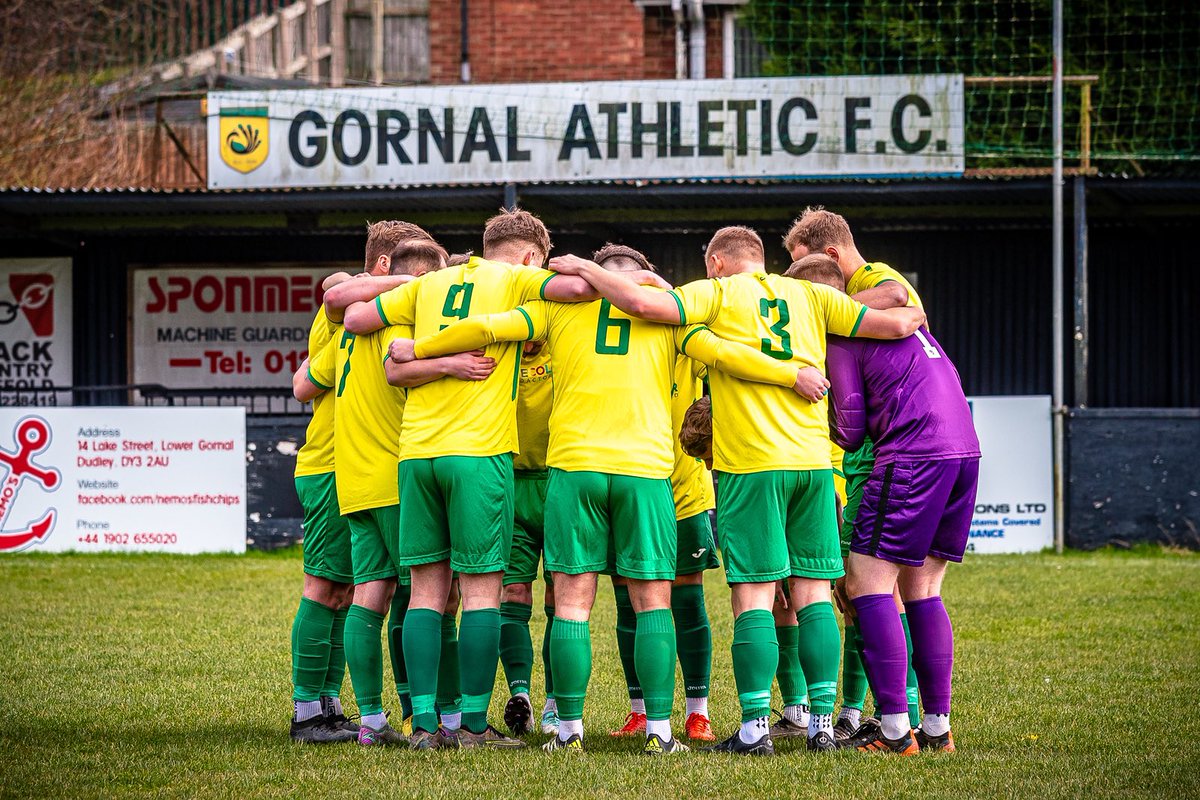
xmin=671 ymin=355 xmax=715 ymax=520
xmin=308 ymin=324 xmax=408 ymax=514
xmin=294 ymin=307 xmax=338 ymax=478
xmin=412 ymin=298 xmax=800 ymax=479
xmin=670 ymin=272 xmax=866 ymax=474
xmin=513 ymin=345 xmax=553 ymax=472
xmin=846 ymin=262 xmax=925 ymax=311
xmin=374 ymin=256 xmax=558 ymax=461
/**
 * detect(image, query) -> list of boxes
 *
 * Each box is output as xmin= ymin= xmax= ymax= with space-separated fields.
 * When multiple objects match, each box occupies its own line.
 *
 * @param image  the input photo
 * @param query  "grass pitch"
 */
xmin=1 ymin=548 xmax=1197 ymax=799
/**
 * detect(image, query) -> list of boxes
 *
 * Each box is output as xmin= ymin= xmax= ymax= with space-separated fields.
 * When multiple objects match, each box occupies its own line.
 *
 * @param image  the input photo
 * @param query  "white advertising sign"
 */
xmin=967 ymin=395 xmax=1053 ymax=554
xmin=207 ymin=75 xmax=964 ymax=189
xmin=0 ymin=408 xmax=245 ymax=554
xmin=0 ymin=258 xmax=72 ymax=404
xmin=130 ymin=266 xmax=330 ymax=389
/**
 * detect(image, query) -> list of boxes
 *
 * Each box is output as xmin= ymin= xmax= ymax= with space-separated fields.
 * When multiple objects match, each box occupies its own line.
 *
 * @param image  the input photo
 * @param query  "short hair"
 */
xmin=784 ymin=254 xmax=846 ymax=291
xmin=593 ymin=242 xmax=656 ymax=273
xmin=705 ymin=226 xmax=764 ymax=264
xmin=783 ymin=206 xmax=855 ymax=256
xmin=365 ymin=220 xmax=436 ymax=271
xmin=447 ymin=250 xmax=473 ymax=267
xmin=482 ymin=208 xmax=552 ymax=263
xmin=388 ymin=240 xmax=449 ymax=277
xmin=679 ymin=396 xmax=712 ymax=459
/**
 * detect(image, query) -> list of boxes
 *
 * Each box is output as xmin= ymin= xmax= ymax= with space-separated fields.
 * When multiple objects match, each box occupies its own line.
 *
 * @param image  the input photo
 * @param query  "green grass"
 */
xmin=1 ymin=549 xmax=1198 ymax=799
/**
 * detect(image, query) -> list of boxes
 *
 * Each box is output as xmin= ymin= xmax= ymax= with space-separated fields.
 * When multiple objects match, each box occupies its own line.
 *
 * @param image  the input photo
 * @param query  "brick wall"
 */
xmin=429 ymin=0 xmax=726 ymax=85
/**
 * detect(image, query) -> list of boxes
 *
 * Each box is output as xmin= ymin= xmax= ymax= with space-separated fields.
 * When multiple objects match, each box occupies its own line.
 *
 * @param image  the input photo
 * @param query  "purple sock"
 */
xmin=850 ymin=593 xmax=908 ymax=716
xmin=904 ymin=596 xmax=954 ymax=715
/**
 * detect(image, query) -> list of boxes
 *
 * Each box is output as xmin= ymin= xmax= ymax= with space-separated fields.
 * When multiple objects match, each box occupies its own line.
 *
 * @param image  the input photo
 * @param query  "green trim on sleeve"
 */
xmin=848 ymin=305 xmax=868 ymax=338
xmin=875 ymin=278 xmax=897 ymax=286
xmin=307 ymin=368 xmax=333 ymax=391
xmin=516 ymin=306 xmax=535 ymax=340
xmin=669 ymin=290 xmax=687 ymax=324
xmin=374 ymin=294 xmax=391 ymax=326
xmin=678 ymin=325 xmax=707 ymax=355
xmin=538 ymin=273 xmax=556 ymax=300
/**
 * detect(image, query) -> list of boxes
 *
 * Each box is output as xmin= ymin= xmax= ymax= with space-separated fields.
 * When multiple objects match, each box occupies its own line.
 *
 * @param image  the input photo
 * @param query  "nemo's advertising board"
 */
xmin=0 ymin=408 xmax=245 ymax=554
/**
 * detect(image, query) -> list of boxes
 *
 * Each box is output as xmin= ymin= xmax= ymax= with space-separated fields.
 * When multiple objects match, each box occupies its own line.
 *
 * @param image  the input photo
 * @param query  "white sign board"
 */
xmin=130 ymin=266 xmax=329 ymax=389
xmin=967 ymin=395 xmax=1053 ymax=554
xmin=207 ymin=75 xmax=964 ymax=189
xmin=0 ymin=408 xmax=246 ymax=553
xmin=0 ymin=258 xmax=72 ymax=404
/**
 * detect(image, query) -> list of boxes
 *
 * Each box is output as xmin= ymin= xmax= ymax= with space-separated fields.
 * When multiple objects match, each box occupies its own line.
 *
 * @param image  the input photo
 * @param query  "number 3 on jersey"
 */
xmin=758 ymin=298 xmax=793 ymax=360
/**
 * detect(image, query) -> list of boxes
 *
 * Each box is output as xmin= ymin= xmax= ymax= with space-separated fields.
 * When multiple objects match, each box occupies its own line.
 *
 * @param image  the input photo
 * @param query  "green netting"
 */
xmin=738 ymin=0 xmax=1200 ymax=173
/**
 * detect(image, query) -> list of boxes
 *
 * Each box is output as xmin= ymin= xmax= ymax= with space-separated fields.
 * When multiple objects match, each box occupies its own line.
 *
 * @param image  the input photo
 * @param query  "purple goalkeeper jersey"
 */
xmin=826 ymin=328 xmax=981 ymax=466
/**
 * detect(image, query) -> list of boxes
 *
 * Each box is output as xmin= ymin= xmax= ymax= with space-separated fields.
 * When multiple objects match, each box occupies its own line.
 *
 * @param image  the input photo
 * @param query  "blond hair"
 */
xmin=482 ymin=208 xmax=552 ymax=263
xmin=388 ymin=239 xmax=449 ymax=277
xmin=365 ymin=220 xmax=435 ymax=271
xmin=783 ymin=206 xmax=855 ymax=256
xmin=706 ymin=226 xmax=765 ymax=264
xmin=784 ymin=254 xmax=845 ymax=291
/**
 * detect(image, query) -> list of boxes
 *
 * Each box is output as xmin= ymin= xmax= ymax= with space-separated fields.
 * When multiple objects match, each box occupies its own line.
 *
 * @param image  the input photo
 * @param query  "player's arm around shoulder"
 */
xmin=549 ymin=254 xmax=681 ymax=323
xmin=851 ymin=280 xmax=909 ymax=310
xmin=343 ymin=278 xmax=419 ymax=334
xmin=812 ymin=281 xmax=924 ymax=340
xmin=677 ymin=324 xmax=827 ymax=402
xmin=293 ymin=339 xmax=336 ymax=402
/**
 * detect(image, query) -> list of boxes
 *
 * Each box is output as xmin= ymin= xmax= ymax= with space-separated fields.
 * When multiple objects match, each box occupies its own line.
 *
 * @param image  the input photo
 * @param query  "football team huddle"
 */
xmin=287 ymin=205 xmax=981 ymax=757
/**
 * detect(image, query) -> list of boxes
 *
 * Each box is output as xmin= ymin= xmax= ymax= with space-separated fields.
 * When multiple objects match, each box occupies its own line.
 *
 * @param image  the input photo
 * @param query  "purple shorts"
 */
xmin=850 ymin=457 xmax=980 ymax=567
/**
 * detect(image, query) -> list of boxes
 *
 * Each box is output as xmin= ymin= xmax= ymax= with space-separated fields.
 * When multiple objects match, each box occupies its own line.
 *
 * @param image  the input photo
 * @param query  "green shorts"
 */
xmin=840 ymin=438 xmax=876 ymax=558
xmin=675 ymin=511 xmax=719 ymax=576
xmin=545 ymin=468 xmax=676 ymax=580
xmin=397 ymin=454 xmax=514 ymax=574
xmin=506 ymin=470 xmax=552 ymax=586
xmin=295 ymin=472 xmax=353 ymax=584
xmin=715 ymin=469 xmax=843 ymax=583
xmin=347 ymin=504 xmax=400 ymax=584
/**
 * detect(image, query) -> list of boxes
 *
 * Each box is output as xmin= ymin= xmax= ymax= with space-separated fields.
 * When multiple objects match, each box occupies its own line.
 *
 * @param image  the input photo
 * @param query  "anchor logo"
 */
xmin=0 ymin=417 xmax=61 ymax=553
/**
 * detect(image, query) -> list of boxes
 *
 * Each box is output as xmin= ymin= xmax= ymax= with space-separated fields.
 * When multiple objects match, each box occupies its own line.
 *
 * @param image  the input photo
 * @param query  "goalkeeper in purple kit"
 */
xmin=791 ymin=254 xmax=980 ymax=755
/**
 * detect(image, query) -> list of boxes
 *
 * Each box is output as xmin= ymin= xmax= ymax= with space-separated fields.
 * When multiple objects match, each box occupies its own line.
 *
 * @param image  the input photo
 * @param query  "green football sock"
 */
xmin=458 ymin=608 xmax=500 ymax=734
xmin=732 ymin=609 xmax=777 ymax=723
xmin=343 ymin=604 xmax=386 ymax=716
xmin=402 ymin=607 xmax=443 ymax=733
xmin=774 ymin=623 xmax=808 ymax=707
xmin=671 ymin=584 xmax=712 ymax=699
xmin=388 ymin=586 xmax=412 ymax=719
xmin=499 ymin=601 xmax=534 ymax=696
xmin=321 ymin=606 xmax=348 ymax=698
xmin=841 ymin=622 xmax=868 ymax=711
xmin=796 ymin=601 xmax=841 ymax=716
xmin=613 ymin=585 xmax=642 ymax=700
xmin=291 ymin=597 xmax=335 ymax=703
xmin=549 ymin=618 xmax=591 ymax=722
xmin=542 ymin=606 xmax=556 ymax=698
xmin=900 ymin=612 xmax=921 ymax=727
xmin=437 ymin=611 xmax=462 ymax=714
xmin=635 ymin=608 xmax=677 ymax=721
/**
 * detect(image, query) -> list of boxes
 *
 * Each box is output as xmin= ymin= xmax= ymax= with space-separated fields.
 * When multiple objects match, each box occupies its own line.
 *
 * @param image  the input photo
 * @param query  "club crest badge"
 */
xmin=219 ymin=106 xmax=270 ymax=174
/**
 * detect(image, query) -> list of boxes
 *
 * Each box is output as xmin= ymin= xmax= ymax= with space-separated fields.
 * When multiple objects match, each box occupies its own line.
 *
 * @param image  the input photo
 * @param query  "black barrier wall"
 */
xmin=246 ymin=419 xmax=306 ymax=549
xmin=1067 ymin=409 xmax=1200 ymax=549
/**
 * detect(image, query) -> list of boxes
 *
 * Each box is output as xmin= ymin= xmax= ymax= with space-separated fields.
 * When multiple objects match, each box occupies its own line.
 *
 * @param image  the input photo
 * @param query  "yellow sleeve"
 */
xmin=307 ymin=337 xmax=337 ymax=390
xmin=677 ymin=325 xmax=797 ymax=388
xmin=511 ymin=264 xmax=560 ymax=302
xmin=812 ymin=282 xmax=869 ymax=338
xmin=414 ymin=303 xmax=548 ymax=358
xmin=669 ymin=279 xmax=721 ymax=326
xmin=375 ymin=281 xmax=418 ymax=327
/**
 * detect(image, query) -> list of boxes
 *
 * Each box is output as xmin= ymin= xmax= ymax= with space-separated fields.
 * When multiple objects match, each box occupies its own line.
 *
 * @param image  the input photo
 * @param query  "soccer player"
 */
xmin=296 ymin=238 xmax=496 ymax=746
xmin=590 ymin=244 xmax=725 ymax=744
xmin=286 ymin=220 xmax=440 ymax=743
xmin=789 ymin=253 xmax=979 ymax=754
xmin=342 ymin=208 xmax=634 ymax=750
xmin=388 ymin=255 xmax=826 ymax=755
xmin=548 ymin=226 xmax=925 ymax=755
xmin=785 ymin=207 xmax=926 ymax=739
xmin=497 ymin=336 xmax=559 ymax=737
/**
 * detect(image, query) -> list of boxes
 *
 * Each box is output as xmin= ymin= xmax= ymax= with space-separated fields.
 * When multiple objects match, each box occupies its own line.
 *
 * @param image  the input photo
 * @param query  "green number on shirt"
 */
xmin=758 ymin=297 xmax=793 ymax=360
xmin=441 ymin=283 xmax=475 ymax=321
xmin=336 ymin=331 xmax=356 ymax=397
xmin=594 ymin=299 xmax=631 ymax=355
